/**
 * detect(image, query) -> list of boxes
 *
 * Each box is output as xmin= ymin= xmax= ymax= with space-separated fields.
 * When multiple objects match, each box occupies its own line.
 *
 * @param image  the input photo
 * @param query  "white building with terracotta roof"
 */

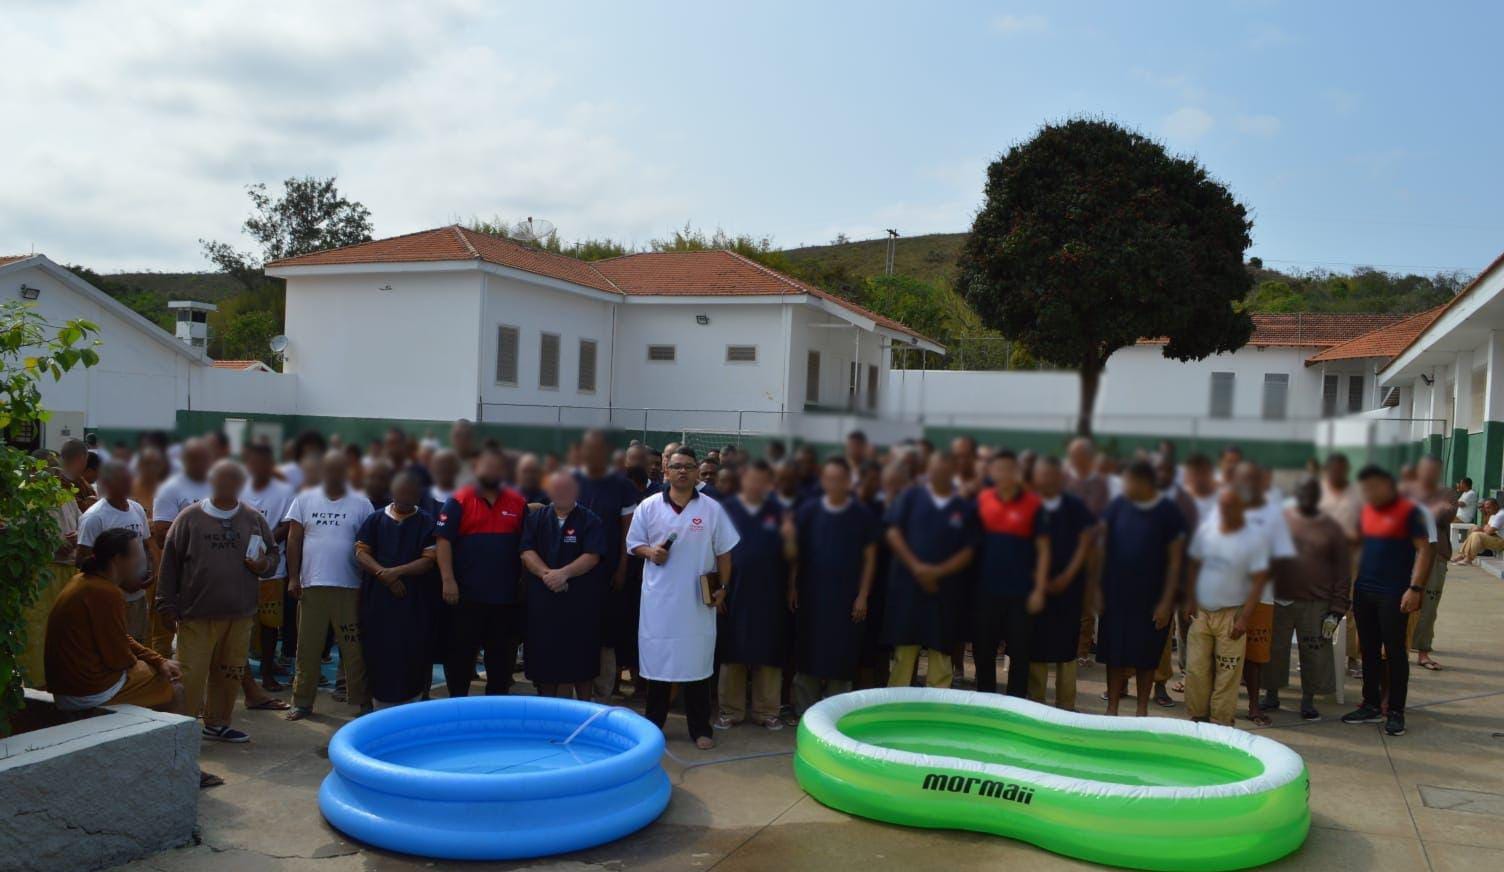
xmin=1 ymin=253 xmax=294 ymax=450
xmin=264 ymin=225 xmax=941 ymax=449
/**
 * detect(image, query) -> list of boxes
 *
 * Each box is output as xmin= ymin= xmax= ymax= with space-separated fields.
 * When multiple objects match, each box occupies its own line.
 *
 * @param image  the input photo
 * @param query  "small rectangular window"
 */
xmin=866 ymin=364 xmax=879 ymax=410
xmin=1347 ymin=374 xmax=1365 ymax=414
xmin=806 ymin=351 xmax=821 ymax=404
xmin=726 ymin=345 xmax=757 ymax=363
xmin=1209 ymin=372 xmax=1235 ymax=419
xmin=578 ymin=339 xmax=597 ymax=393
xmin=1262 ymin=373 xmax=1289 ymax=420
xmin=538 ymin=332 xmax=560 ymax=390
xmin=1322 ymin=374 xmax=1340 ymax=418
xmin=495 ymin=325 xmax=520 ymax=385
xmin=647 ymin=344 xmax=676 ymax=363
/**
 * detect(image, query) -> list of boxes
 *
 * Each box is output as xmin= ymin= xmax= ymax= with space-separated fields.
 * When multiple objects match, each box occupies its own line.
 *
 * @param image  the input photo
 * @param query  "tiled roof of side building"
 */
xmin=266 ymin=226 xmax=621 ymax=294
xmin=210 ymin=359 xmax=269 ymax=370
xmin=1 ymin=254 xmax=37 ymax=267
xmin=1305 ymin=306 xmax=1447 ymax=365
xmin=593 ymin=249 xmax=933 ymax=343
xmin=1138 ymin=312 xmax=1408 ymax=349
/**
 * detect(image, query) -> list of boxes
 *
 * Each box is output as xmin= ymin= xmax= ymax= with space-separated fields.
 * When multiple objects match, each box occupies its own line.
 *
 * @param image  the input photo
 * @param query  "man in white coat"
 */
xmin=627 ymin=447 xmax=738 ymax=749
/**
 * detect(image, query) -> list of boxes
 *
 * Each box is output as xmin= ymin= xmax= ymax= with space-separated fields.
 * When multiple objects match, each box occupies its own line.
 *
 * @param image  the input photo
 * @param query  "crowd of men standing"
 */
xmin=33 ymin=419 xmax=1460 ymax=783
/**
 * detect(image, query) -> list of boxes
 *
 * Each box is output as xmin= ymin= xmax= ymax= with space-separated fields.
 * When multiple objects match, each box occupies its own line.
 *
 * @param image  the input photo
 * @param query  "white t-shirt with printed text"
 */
xmin=1188 ymin=522 xmax=1272 ymax=611
xmin=151 ymin=474 xmax=211 ymax=524
xmin=78 ymin=498 xmax=151 ymax=601
xmin=243 ymin=479 xmax=297 ymax=579
xmin=284 ymin=489 xmax=374 ymax=589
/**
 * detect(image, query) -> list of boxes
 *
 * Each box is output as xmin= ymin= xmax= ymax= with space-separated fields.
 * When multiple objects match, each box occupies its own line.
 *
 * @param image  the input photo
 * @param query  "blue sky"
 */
xmin=2 ymin=1 xmax=1499 ymax=275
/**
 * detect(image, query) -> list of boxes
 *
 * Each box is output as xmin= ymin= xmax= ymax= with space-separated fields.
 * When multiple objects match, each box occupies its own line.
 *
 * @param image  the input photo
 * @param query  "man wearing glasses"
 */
xmin=156 ymin=460 xmax=276 ymax=744
xmin=627 ymin=447 xmax=739 ymax=749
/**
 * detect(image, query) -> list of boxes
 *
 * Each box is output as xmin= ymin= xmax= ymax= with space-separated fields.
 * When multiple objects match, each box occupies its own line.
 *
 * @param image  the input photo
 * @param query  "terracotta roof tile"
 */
xmin=1139 ymin=312 xmax=1408 ymax=349
xmin=594 ymin=249 xmax=931 ymax=342
xmin=210 ymin=359 xmax=269 ymax=370
xmin=266 ymin=226 xmax=620 ymax=294
xmin=1305 ymin=306 xmax=1446 ymax=365
xmin=270 ymin=228 xmax=931 ymax=343
xmin=0 ymin=254 xmax=36 ymax=267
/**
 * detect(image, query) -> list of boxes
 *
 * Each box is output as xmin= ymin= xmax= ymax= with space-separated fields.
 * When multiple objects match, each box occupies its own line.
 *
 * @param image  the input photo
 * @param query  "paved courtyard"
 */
xmin=120 ymin=566 xmax=1504 ymax=872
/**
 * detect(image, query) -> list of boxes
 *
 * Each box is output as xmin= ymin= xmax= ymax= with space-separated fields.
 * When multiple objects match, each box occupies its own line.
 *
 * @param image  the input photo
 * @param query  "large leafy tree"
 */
xmin=199 ymin=177 xmax=372 ymax=365
xmin=959 ymin=119 xmax=1254 ymax=436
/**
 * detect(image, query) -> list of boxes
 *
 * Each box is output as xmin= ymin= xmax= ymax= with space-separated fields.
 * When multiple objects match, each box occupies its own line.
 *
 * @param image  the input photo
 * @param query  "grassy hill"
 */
xmin=782 ymin=233 xmax=967 ymax=290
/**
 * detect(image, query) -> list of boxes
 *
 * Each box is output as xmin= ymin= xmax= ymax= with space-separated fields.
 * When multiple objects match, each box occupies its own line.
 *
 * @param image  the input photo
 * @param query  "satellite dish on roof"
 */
xmin=269 ymin=335 xmax=289 ymax=354
xmin=511 ymin=216 xmax=556 ymax=245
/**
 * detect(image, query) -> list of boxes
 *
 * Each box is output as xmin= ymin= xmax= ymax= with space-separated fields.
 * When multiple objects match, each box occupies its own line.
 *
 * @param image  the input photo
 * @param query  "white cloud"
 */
xmin=1163 ymin=107 xmax=1215 ymax=142
xmin=0 ymin=1 xmax=683 ymax=270
xmin=1234 ymin=114 xmax=1282 ymax=137
xmin=992 ymin=14 xmax=1048 ymax=35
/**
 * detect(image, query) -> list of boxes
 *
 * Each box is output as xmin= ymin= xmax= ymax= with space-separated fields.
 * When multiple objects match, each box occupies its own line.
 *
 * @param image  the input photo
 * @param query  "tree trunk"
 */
xmin=1077 ymin=359 xmax=1102 ymax=438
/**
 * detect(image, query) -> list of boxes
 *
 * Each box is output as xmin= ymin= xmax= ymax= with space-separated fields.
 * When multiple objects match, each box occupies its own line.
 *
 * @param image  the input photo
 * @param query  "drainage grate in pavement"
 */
xmin=1418 ymin=785 xmax=1504 ymax=816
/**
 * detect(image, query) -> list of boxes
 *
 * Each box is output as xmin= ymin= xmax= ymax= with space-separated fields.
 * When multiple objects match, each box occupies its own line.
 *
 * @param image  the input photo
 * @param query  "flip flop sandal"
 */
xmin=199 ymin=771 xmax=226 ymax=789
xmin=1170 ymin=681 xmax=1185 ymax=693
xmin=284 ymin=707 xmax=313 ymax=721
xmin=1154 ymin=691 xmax=1175 ymax=708
xmin=247 ymin=698 xmax=291 ymax=711
xmin=1247 ymin=712 xmax=1273 ymax=727
xmin=1419 ymin=660 xmax=1443 ymax=671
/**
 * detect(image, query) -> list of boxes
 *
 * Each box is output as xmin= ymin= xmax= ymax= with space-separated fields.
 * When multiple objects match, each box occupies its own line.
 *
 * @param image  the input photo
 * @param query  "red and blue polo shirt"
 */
xmin=977 ymin=487 xmax=1046 ymax=596
xmin=1356 ymin=497 xmax=1431 ymax=597
xmin=435 ymin=484 xmax=528 ymax=605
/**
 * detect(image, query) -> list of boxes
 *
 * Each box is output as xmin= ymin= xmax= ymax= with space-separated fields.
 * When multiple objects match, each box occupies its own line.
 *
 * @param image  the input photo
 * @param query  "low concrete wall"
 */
xmin=0 ymin=690 xmax=200 ymax=871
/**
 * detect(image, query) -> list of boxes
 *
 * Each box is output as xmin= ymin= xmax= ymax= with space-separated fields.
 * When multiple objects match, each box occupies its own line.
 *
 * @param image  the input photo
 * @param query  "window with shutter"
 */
xmin=1322 ymin=374 xmax=1340 ymax=418
xmin=538 ymin=332 xmax=560 ymax=390
xmin=806 ymin=351 xmax=821 ymax=404
xmin=1209 ymin=372 xmax=1235 ymax=419
xmin=495 ymin=325 xmax=520 ymax=385
xmin=726 ymin=345 xmax=757 ymax=363
xmin=578 ymin=339 xmax=597 ymax=393
xmin=647 ymin=344 xmax=676 ymax=363
xmin=1347 ymin=374 xmax=1365 ymax=414
xmin=866 ymin=364 xmax=879 ymax=410
xmin=1262 ymin=373 xmax=1289 ymax=420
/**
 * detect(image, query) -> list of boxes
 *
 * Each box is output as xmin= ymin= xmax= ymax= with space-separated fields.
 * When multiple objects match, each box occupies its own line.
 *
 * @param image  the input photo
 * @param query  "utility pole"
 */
xmin=884 ymin=228 xmax=899 ymax=275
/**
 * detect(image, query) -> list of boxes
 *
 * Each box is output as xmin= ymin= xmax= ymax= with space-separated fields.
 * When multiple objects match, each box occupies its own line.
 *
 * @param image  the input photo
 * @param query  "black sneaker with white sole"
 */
xmin=1341 ymin=705 xmax=1384 ymax=724
xmin=202 ymin=725 xmax=250 ymax=743
xmin=1385 ymin=712 xmax=1406 ymax=736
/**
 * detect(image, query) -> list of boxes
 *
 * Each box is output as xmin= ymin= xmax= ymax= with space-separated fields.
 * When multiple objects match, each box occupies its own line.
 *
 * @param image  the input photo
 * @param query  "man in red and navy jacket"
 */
xmin=973 ymin=450 xmax=1051 ymax=697
xmin=435 ymin=447 xmax=529 ymax=697
xmin=1341 ymin=464 xmax=1435 ymax=737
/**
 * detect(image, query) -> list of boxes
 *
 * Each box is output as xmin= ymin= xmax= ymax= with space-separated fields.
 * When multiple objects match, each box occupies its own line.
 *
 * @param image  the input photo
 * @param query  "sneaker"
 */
xmin=760 ymin=716 xmax=785 ymax=731
xmin=1341 ymin=705 xmax=1383 ymax=725
xmin=1261 ymin=696 xmax=1282 ymax=712
xmin=712 ymin=715 xmax=736 ymax=730
xmin=1300 ymin=707 xmax=1322 ymax=722
xmin=1385 ymin=712 xmax=1406 ymax=736
xmin=202 ymin=725 xmax=250 ymax=743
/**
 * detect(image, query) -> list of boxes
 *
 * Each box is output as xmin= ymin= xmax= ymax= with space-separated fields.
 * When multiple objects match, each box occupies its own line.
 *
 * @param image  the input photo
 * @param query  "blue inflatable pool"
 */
xmin=319 ymin=696 xmax=670 ymax=860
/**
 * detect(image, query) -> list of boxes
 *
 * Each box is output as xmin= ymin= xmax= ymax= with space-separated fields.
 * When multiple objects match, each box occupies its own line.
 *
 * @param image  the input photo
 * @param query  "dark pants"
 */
xmin=1354 ymin=588 xmax=1409 ymax=713
xmin=974 ymin=592 xmax=1033 ymax=697
xmin=281 ymin=590 xmax=299 ymax=657
xmin=444 ymin=601 xmax=520 ymax=697
xmin=645 ymin=677 xmax=712 ymax=740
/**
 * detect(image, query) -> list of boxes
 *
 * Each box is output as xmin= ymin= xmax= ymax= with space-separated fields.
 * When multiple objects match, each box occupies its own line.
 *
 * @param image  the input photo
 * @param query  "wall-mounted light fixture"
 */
xmin=695 ymin=314 xmax=710 ymax=326
xmin=19 ymin=284 xmax=40 ymax=300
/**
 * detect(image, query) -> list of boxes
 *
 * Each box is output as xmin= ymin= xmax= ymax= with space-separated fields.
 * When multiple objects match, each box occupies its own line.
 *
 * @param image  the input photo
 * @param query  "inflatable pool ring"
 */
xmin=795 ymin=688 xmax=1308 ymax=871
xmin=319 ymin=696 xmax=670 ymax=860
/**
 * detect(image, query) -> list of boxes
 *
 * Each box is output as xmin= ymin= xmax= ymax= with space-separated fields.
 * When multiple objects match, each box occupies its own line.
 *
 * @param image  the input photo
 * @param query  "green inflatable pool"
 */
xmin=794 ymin=688 xmax=1308 ymax=871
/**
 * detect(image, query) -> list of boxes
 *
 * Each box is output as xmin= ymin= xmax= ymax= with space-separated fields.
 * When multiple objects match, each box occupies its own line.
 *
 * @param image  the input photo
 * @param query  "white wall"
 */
xmin=479 ymin=273 xmax=616 ymax=420
xmin=886 ymin=344 xmax=1330 ymax=443
xmin=789 ymin=305 xmax=889 ymax=413
xmin=190 ymin=367 xmax=299 ymax=416
xmin=282 ymin=270 xmax=482 ymax=420
xmin=4 ymin=264 xmax=189 ymax=431
xmin=611 ymin=302 xmax=788 ymax=414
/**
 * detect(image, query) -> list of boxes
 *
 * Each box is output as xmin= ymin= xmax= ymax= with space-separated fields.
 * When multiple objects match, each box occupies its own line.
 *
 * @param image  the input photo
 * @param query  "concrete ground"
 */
xmin=120 ymin=566 xmax=1504 ymax=872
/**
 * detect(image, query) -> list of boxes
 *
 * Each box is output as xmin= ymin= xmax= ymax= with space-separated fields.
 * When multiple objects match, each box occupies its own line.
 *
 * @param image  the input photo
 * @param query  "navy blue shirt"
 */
xmin=434 ymin=485 xmax=528 ymax=604
xmin=976 ymin=487 xmax=1046 ymax=596
xmin=573 ymin=471 xmax=640 ymax=576
xmin=1356 ymin=497 xmax=1431 ymax=596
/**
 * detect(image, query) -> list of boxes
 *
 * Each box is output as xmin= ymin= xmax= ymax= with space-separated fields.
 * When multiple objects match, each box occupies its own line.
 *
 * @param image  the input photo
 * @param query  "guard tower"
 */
xmin=167 ymin=300 xmax=217 ymax=349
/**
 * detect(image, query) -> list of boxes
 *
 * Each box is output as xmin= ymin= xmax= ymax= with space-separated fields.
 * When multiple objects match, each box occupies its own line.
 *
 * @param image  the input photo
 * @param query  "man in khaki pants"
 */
xmin=1184 ymin=489 xmax=1272 ymax=726
xmin=285 ymin=450 xmax=376 ymax=720
xmin=156 ymin=461 xmax=276 ymax=744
